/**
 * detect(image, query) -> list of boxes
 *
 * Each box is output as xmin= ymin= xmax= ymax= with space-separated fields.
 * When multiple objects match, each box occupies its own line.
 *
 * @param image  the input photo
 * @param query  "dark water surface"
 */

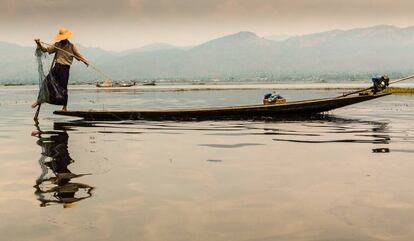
xmin=0 ymin=86 xmax=414 ymax=241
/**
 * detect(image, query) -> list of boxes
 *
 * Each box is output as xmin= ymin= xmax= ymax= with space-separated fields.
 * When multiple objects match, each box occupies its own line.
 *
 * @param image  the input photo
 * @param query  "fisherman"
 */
xmin=32 ymin=28 xmax=89 ymax=111
xmin=372 ymin=75 xmax=390 ymax=94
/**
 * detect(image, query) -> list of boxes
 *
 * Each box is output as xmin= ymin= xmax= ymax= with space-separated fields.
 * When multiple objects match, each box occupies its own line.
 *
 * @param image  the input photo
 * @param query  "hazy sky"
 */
xmin=1 ymin=0 xmax=414 ymax=50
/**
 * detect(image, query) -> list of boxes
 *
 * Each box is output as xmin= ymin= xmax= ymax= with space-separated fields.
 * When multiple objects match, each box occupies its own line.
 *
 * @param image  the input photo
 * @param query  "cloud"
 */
xmin=1 ymin=0 xmax=414 ymax=50
xmin=4 ymin=0 xmax=413 ymax=23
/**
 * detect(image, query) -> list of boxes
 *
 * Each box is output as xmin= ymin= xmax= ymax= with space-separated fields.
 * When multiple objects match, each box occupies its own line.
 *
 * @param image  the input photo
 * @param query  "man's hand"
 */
xmin=34 ymin=39 xmax=42 ymax=49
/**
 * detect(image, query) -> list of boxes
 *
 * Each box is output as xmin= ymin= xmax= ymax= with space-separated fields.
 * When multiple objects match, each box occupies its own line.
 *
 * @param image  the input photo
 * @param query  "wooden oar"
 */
xmin=340 ymin=74 xmax=414 ymax=97
xmin=39 ymin=41 xmax=112 ymax=80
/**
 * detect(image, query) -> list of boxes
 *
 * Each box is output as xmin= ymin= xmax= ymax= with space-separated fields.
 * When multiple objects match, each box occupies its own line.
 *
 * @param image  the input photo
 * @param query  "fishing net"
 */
xmin=35 ymin=47 xmax=66 ymax=105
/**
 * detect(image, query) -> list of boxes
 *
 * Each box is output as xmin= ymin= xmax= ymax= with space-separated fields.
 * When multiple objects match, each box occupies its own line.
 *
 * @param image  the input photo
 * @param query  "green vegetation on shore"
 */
xmin=383 ymin=87 xmax=414 ymax=94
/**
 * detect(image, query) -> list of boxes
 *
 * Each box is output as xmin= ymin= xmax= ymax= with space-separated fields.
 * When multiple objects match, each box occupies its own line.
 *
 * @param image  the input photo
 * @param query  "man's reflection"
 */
xmin=32 ymin=126 xmax=94 ymax=208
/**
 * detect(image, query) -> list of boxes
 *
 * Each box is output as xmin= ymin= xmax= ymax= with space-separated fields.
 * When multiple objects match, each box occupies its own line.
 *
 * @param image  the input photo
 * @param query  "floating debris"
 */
xmin=207 ymin=159 xmax=222 ymax=163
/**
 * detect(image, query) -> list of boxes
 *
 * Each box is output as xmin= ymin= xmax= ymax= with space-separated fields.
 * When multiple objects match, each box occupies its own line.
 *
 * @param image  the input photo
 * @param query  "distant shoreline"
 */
xmin=1 ymin=82 xmax=414 ymax=94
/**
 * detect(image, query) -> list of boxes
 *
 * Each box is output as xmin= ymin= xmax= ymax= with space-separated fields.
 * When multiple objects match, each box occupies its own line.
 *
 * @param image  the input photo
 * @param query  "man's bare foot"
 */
xmin=31 ymin=130 xmax=40 ymax=137
xmin=61 ymin=106 xmax=68 ymax=111
xmin=31 ymin=101 xmax=39 ymax=108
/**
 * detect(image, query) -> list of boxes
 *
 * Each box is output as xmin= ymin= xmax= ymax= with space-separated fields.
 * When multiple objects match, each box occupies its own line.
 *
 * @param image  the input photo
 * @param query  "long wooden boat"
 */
xmin=54 ymin=93 xmax=391 ymax=121
xmin=142 ymin=80 xmax=156 ymax=86
xmin=96 ymin=80 xmax=135 ymax=88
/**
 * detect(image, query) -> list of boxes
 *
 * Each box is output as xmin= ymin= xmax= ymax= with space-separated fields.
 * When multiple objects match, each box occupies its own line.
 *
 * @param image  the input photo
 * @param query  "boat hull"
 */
xmin=54 ymin=93 xmax=391 ymax=121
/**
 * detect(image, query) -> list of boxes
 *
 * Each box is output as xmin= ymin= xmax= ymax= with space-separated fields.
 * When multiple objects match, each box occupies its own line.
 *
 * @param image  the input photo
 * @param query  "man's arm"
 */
xmin=72 ymin=44 xmax=89 ymax=67
xmin=34 ymin=39 xmax=56 ymax=54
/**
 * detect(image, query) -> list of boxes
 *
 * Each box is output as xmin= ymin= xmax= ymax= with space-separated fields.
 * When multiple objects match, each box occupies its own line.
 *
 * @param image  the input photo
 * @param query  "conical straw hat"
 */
xmin=55 ymin=28 xmax=73 ymax=41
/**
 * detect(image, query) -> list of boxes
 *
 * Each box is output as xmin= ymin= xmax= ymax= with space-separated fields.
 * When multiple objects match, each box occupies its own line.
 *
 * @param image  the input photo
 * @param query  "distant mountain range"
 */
xmin=2 ymin=25 xmax=414 ymax=84
xmin=264 ymin=34 xmax=293 ymax=42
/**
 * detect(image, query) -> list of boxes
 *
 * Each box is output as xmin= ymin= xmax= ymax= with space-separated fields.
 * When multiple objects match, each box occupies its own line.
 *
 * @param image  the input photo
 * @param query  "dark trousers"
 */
xmin=45 ymin=63 xmax=70 ymax=106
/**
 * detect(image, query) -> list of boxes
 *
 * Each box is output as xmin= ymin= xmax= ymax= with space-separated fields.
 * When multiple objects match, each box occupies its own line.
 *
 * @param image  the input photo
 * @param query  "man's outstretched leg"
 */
xmin=34 ymin=104 xmax=41 ymax=121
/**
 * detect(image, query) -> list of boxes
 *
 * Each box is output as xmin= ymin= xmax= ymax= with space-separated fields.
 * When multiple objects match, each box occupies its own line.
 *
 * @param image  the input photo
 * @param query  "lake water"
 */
xmin=0 ymin=85 xmax=413 ymax=241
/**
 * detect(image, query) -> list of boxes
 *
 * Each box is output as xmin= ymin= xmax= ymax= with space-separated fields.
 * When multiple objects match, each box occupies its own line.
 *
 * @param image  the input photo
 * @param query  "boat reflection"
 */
xmin=32 ymin=124 xmax=94 ymax=208
xmin=53 ymin=114 xmax=391 ymax=148
xmin=271 ymin=116 xmax=391 ymax=146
